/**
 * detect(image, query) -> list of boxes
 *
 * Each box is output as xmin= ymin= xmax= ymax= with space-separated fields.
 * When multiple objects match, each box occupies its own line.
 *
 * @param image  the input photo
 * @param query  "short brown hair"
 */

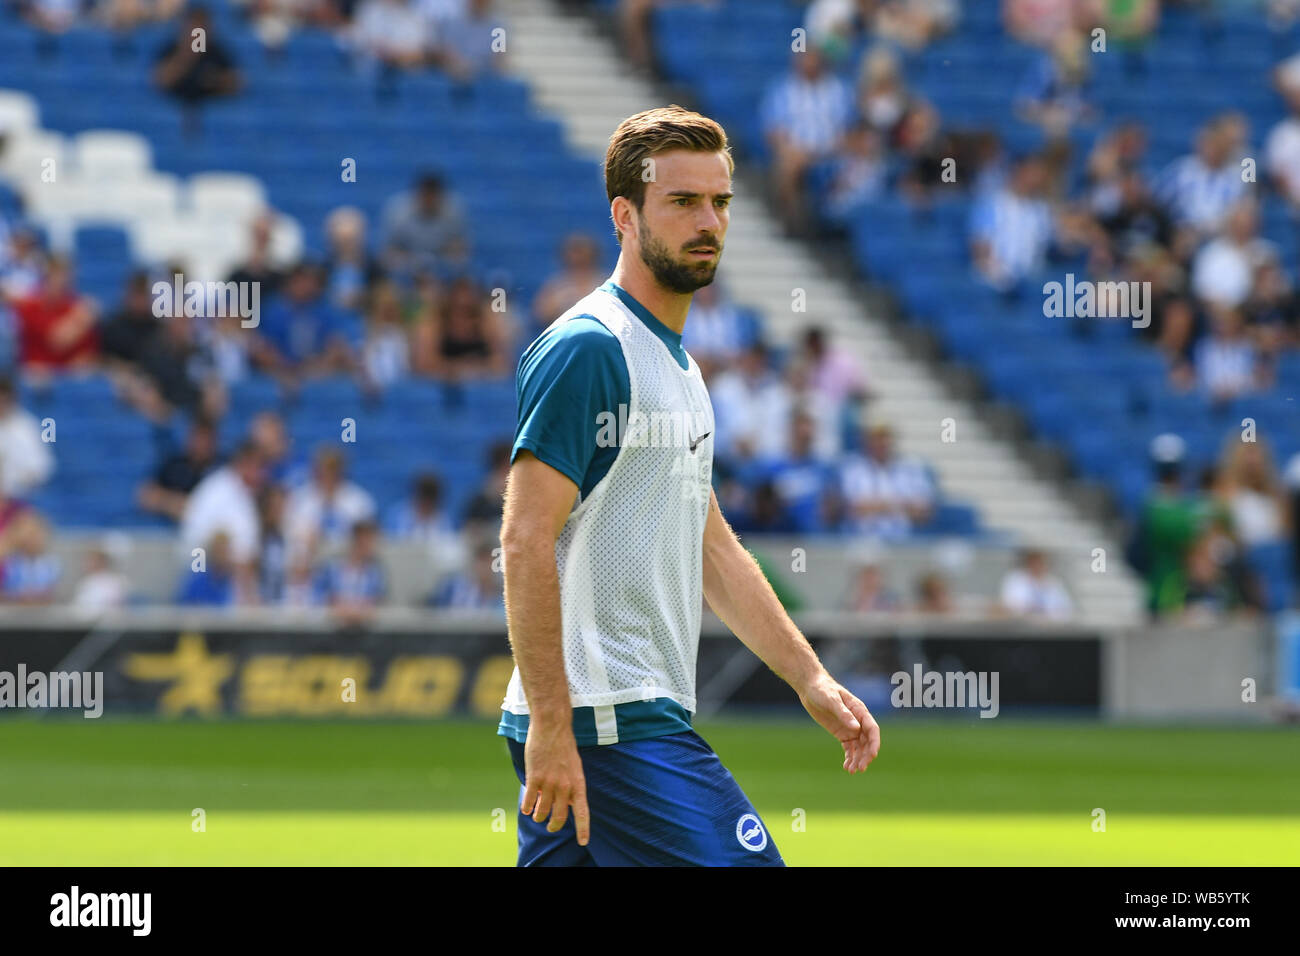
xmin=604 ymin=105 xmax=733 ymax=243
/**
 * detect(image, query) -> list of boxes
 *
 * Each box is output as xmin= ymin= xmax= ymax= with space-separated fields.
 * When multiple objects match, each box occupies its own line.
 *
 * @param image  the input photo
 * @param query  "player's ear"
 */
xmin=611 ymin=196 xmax=636 ymax=246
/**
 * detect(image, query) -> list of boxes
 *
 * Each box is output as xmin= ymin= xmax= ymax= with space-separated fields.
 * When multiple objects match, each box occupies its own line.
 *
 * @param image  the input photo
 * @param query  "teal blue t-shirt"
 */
xmin=499 ymin=281 xmax=695 ymax=746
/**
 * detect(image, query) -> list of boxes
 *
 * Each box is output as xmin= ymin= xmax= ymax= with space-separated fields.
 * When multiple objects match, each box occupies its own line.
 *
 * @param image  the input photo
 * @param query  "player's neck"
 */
xmin=608 ymin=260 xmax=691 ymax=335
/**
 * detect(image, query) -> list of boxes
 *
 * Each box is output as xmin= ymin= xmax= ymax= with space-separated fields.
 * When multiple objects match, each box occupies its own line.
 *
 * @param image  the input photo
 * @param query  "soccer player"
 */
xmin=498 ymin=106 xmax=881 ymax=866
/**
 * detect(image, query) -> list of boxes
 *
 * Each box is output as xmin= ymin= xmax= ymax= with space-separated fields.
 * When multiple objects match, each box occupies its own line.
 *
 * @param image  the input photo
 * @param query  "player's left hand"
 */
xmin=798 ymin=673 xmax=881 ymax=773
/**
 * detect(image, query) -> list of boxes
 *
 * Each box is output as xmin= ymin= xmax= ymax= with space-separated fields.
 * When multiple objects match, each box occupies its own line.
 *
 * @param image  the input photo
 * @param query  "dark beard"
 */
xmin=638 ymin=218 xmax=719 ymax=294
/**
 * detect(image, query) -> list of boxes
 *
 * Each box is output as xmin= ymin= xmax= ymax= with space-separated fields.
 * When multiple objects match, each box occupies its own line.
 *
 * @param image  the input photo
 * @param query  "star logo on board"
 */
xmin=122 ymin=632 xmax=235 ymax=716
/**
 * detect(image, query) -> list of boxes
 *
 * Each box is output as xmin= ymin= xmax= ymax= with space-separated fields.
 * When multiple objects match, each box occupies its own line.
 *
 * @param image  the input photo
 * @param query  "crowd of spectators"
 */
xmin=0 ymin=0 xmax=1081 ymax=619
xmin=842 ymin=546 xmax=1076 ymax=620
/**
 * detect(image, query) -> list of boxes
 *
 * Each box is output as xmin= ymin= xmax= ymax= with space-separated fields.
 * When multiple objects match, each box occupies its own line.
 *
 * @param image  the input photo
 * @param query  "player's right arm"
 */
xmin=500 ymin=451 xmax=590 ymax=845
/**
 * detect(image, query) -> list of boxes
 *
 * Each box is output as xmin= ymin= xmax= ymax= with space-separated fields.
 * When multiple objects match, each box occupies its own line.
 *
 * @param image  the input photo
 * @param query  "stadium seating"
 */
xmin=648 ymin=0 xmax=1300 ymax=606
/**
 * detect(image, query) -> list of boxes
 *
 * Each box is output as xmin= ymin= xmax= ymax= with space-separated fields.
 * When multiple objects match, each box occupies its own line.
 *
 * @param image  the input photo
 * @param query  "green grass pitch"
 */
xmin=1 ymin=717 xmax=1297 ymax=865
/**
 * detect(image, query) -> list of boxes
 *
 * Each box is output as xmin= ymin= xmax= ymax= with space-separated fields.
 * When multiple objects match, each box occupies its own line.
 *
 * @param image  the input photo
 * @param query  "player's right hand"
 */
xmin=521 ymin=723 xmax=590 ymax=846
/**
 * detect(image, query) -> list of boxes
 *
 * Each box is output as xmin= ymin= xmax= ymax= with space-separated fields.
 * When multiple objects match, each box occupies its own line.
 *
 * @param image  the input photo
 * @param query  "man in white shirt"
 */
xmin=0 ymin=377 xmax=54 ymax=497
xmin=284 ymin=446 xmax=377 ymax=559
xmin=839 ymin=420 xmax=936 ymax=539
xmin=179 ymin=441 xmax=267 ymax=597
xmin=1192 ymin=200 xmax=1275 ymax=312
xmin=1266 ymin=52 xmax=1300 ymax=210
xmin=999 ymin=548 xmax=1074 ymax=620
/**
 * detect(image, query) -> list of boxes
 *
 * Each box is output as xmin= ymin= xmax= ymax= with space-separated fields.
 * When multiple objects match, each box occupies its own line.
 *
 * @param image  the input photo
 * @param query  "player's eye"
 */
xmin=674 ymin=197 xmax=691 ymax=206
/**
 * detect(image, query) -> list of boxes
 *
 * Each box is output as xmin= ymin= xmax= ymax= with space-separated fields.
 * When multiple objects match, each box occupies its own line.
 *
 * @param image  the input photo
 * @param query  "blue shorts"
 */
xmin=506 ymin=730 xmax=785 ymax=867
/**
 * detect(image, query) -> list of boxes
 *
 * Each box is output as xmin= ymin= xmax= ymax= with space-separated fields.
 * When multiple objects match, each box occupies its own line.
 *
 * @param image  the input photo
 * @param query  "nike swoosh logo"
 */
xmin=688 ymin=431 xmax=711 ymax=453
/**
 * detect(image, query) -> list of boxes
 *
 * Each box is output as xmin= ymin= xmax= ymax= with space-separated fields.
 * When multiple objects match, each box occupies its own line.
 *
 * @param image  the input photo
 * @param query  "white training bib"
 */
xmin=503 ymin=286 xmax=715 ymax=719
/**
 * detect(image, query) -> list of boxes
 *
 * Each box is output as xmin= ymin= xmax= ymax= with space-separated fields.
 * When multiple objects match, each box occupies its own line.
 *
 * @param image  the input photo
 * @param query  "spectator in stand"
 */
xmin=999 ymin=548 xmax=1074 ymax=620
xmin=745 ymin=408 xmax=836 ymax=533
xmin=179 ymin=440 xmax=266 ymax=600
xmin=134 ymin=312 xmax=226 ymax=423
xmin=824 ymin=122 xmax=887 ymax=224
xmin=729 ymin=478 xmax=800 ymax=534
xmin=761 ymin=47 xmax=855 ymax=234
xmin=856 ymin=47 xmax=911 ymax=141
xmin=385 ymin=472 xmax=463 ymax=566
xmin=100 ymin=271 xmax=161 ymax=374
xmin=681 ymin=278 xmax=760 ymax=378
xmin=153 ymin=5 xmax=242 ymax=127
xmin=96 ymin=0 xmax=185 ymax=32
xmin=284 ymin=446 xmax=377 ymax=558
xmin=839 ymin=419 xmax=937 ymax=538
xmin=1015 ymin=28 xmax=1095 ymax=139
xmin=876 ymin=0 xmax=960 ymax=49
xmin=254 ymin=263 xmax=359 ymax=379
xmin=418 ymin=0 xmax=466 ymax=32
xmin=20 ymin=0 xmax=82 ymax=33
xmin=1266 ymin=51 xmax=1300 ymax=213
xmin=798 ymin=325 xmax=870 ymax=409
xmin=411 ymin=276 xmax=508 ymax=379
xmin=970 ymin=154 xmax=1056 ymax=291
xmin=257 ymin=484 xmax=288 ymax=603
xmin=281 ymin=550 xmax=323 ymax=608
xmin=1002 ymin=0 xmax=1084 ymax=48
xmin=248 ymin=410 xmax=298 ymax=484
xmin=913 ymin=570 xmax=955 ymax=614
xmin=1129 ymin=433 xmax=1201 ymax=616
xmin=1218 ymin=436 xmax=1290 ymax=548
xmin=10 ymin=256 xmax=99 ymax=378
xmin=227 ymin=214 xmax=286 ymax=301
xmin=137 ymin=417 xmax=221 ymax=522
xmin=1192 ymin=200 xmax=1277 ymax=315
xmin=72 ymin=542 xmax=130 ymax=610
xmin=430 ymin=531 xmax=502 ymax=611
xmin=781 ymin=356 xmax=842 ymax=461
xmin=0 ymin=225 xmax=45 ymax=368
xmin=1155 ymin=114 xmax=1249 ymax=242
xmin=229 ymin=0 xmax=317 ymax=50
xmin=323 ymin=206 xmax=380 ymax=314
xmin=381 ymin=172 xmax=469 ymax=280
xmin=532 ymin=233 xmax=606 ymax=330
xmin=1089 ymin=0 xmax=1160 ymax=52
xmin=842 ymin=558 xmax=904 ymax=613
xmin=350 ymin=0 xmax=430 ymax=70
xmin=0 ymin=225 xmax=45 ymax=301
xmin=1093 ymin=169 xmax=1173 ymax=270
xmin=358 ymin=279 xmax=410 ymax=389
xmin=0 ymin=376 xmax=54 ymax=497
xmin=0 ymin=510 xmax=59 ymax=605
xmin=1192 ymin=309 xmax=1265 ymax=401
xmin=0 ymin=487 xmax=31 ymax=556
xmin=432 ymin=0 xmax=506 ymax=79
xmin=315 ymin=519 xmax=387 ymax=619
xmin=176 ymin=530 xmax=238 ymax=606
xmin=1181 ymin=534 xmax=1247 ymax=619
xmin=710 ymin=341 xmax=791 ymax=466
xmin=1085 ymin=121 xmax=1149 ymax=218
xmin=462 ymin=439 xmax=510 ymax=528
xmin=894 ymin=99 xmax=956 ymax=202
xmin=804 ymin=0 xmax=871 ymax=65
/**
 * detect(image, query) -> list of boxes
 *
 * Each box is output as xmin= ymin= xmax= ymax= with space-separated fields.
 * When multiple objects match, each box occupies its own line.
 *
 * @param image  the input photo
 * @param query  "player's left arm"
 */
xmin=701 ymin=489 xmax=881 ymax=772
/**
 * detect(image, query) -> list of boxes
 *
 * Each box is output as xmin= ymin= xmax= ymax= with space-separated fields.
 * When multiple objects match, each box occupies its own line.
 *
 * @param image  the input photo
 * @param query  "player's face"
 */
xmin=634 ymin=150 xmax=732 ymax=294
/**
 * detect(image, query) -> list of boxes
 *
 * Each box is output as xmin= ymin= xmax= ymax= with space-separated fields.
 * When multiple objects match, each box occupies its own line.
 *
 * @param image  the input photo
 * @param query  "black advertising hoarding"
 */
xmin=0 ymin=615 xmax=1102 ymax=719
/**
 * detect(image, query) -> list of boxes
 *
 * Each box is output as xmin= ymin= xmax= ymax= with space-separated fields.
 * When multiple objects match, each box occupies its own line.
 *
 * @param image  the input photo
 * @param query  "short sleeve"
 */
xmin=512 ymin=316 xmax=629 ymax=497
